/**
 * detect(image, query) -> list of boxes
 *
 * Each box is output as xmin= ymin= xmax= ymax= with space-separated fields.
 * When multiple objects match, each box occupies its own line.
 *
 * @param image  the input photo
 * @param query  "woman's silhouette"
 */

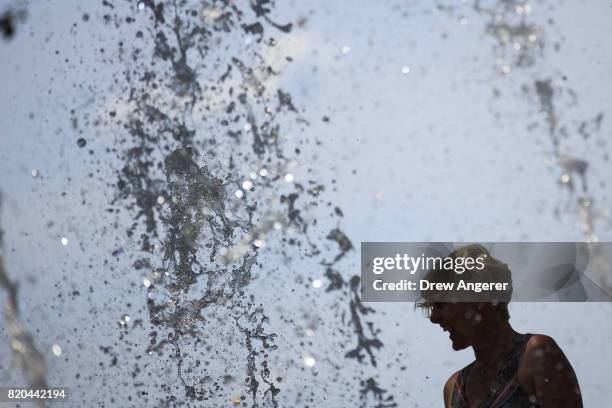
xmin=419 ymin=244 xmax=583 ymax=407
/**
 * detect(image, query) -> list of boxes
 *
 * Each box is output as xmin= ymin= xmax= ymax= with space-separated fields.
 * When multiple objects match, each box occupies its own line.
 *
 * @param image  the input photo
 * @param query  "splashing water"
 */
xmin=0 ymin=197 xmax=48 ymax=406
xmin=84 ymin=0 xmax=394 ymax=405
xmin=469 ymin=1 xmax=610 ymax=288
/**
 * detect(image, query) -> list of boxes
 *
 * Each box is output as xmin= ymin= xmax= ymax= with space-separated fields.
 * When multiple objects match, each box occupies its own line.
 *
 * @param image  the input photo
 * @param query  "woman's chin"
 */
xmin=450 ymin=334 xmax=469 ymax=350
xmin=451 ymin=342 xmax=469 ymax=351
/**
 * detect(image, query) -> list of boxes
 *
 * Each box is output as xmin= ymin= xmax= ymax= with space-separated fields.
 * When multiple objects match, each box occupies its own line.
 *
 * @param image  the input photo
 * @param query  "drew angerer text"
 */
xmin=372 ymin=279 xmax=509 ymax=293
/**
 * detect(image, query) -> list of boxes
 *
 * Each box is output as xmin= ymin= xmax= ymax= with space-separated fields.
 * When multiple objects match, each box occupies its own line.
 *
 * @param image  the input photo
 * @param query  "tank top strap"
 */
xmin=450 ymin=333 xmax=534 ymax=408
xmin=450 ymin=362 xmax=473 ymax=407
xmin=486 ymin=333 xmax=533 ymax=407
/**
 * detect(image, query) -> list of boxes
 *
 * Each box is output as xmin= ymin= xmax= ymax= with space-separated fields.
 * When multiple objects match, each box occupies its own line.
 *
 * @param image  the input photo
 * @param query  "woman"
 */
xmin=419 ymin=244 xmax=583 ymax=407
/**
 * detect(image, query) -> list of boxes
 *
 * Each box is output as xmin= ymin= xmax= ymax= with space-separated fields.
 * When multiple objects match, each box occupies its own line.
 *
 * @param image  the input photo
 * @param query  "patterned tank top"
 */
xmin=451 ymin=333 xmax=540 ymax=408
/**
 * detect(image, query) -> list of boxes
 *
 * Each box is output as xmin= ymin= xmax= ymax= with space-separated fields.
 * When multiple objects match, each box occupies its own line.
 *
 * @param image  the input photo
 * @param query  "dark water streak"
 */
xmin=0 ymin=4 xmax=26 ymax=40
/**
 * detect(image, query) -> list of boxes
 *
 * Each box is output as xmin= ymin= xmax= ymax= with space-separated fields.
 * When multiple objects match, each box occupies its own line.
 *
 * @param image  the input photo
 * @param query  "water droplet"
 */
xmin=77 ymin=138 xmax=87 ymax=148
xmin=401 ymin=65 xmax=411 ymax=74
xmin=235 ymin=189 xmax=244 ymax=198
xmin=249 ymin=171 xmax=257 ymax=180
xmin=31 ymin=168 xmax=39 ymax=177
xmin=137 ymin=1 xmax=145 ymax=11
xmin=304 ymin=328 xmax=315 ymax=337
xmin=201 ymin=6 xmax=221 ymax=19
xmin=156 ymin=195 xmax=165 ymax=205
xmin=143 ymin=277 xmax=152 ymax=288
xmin=513 ymin=42 xmax=521 ymax=51
xmin=501 ymin=65 xmax=512 ymax=74
xmin=273 ymin=221 xmax=282 ymax=230
xmin=284 ymin=173 xmax=294 ymax=182
xmin=11 ymin=339 xmax=24 ymax=353
xmin=52 ymin=344 xmax=62 ymax=356
xmin=303 ymin=354 xmax=316 ymax=367
xmin=253 ymin=239 xmax=265 ymax=248
xmin=312 ymin=279 xmax=322 ymax=288
xmin=119 ymin=314 xmax=130 ymax=327
xmin=528 ymin=34 xmax=537 ymax=43
xmin=560 ymin=174 xmax=570 ymax=183
xmin=259 ymin=168 xmax=268 ymax=177
xmin=243 ymin=123 xmax=252 ymax=132
xmin=341 ymin=45 xmax=351 ymax=55
xmin=61 ymin=237 xmax=68 ymax=246
xmin=242 ymin=180 xmax=253 ymax=190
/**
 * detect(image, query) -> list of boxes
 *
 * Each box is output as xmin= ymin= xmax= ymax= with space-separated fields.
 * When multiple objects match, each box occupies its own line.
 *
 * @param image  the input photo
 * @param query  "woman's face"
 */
xmin=429 ymin=302 xmax=482 ymax=350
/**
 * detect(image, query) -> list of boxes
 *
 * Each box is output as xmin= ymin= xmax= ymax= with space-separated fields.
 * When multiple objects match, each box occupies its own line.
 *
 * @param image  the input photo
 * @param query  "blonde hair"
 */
xmin=416 ymin=244 xmax=513 ymax=320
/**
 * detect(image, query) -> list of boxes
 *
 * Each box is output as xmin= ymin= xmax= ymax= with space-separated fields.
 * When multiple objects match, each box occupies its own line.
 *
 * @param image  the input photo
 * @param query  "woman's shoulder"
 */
xmin=444 ymin=370 xmax=461 ymax=392
xmin=519 ymin=333 xmax=560 ymax=373
xmin=518 ymin=333 xmax=583 ymax=406
xmin=518 ymin=333 xmax=566 ymax=394
xmin=443 ymin=370 xmax=461 ymax=408
xmin=525 ymin=333 xmax=556 ymax=345
xmin=522 ymin=333 xmax=563 ymax=361
xmin=443 ymin=362 xmax=475 ymax=408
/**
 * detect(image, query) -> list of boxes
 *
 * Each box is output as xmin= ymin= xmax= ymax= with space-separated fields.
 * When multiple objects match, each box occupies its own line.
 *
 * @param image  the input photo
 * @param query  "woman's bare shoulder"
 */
xmin=526 ymin=333 xmax=558 ymax=348
xmin=519 ymin=333 xmax=583 ymax=407
xmin=523 ymin=333 xmax=564 ymax=364
xmin=519 ymin=334 xmax=561 ymax=380
xmin=443 ymin=370 xmax=460 ymax=408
